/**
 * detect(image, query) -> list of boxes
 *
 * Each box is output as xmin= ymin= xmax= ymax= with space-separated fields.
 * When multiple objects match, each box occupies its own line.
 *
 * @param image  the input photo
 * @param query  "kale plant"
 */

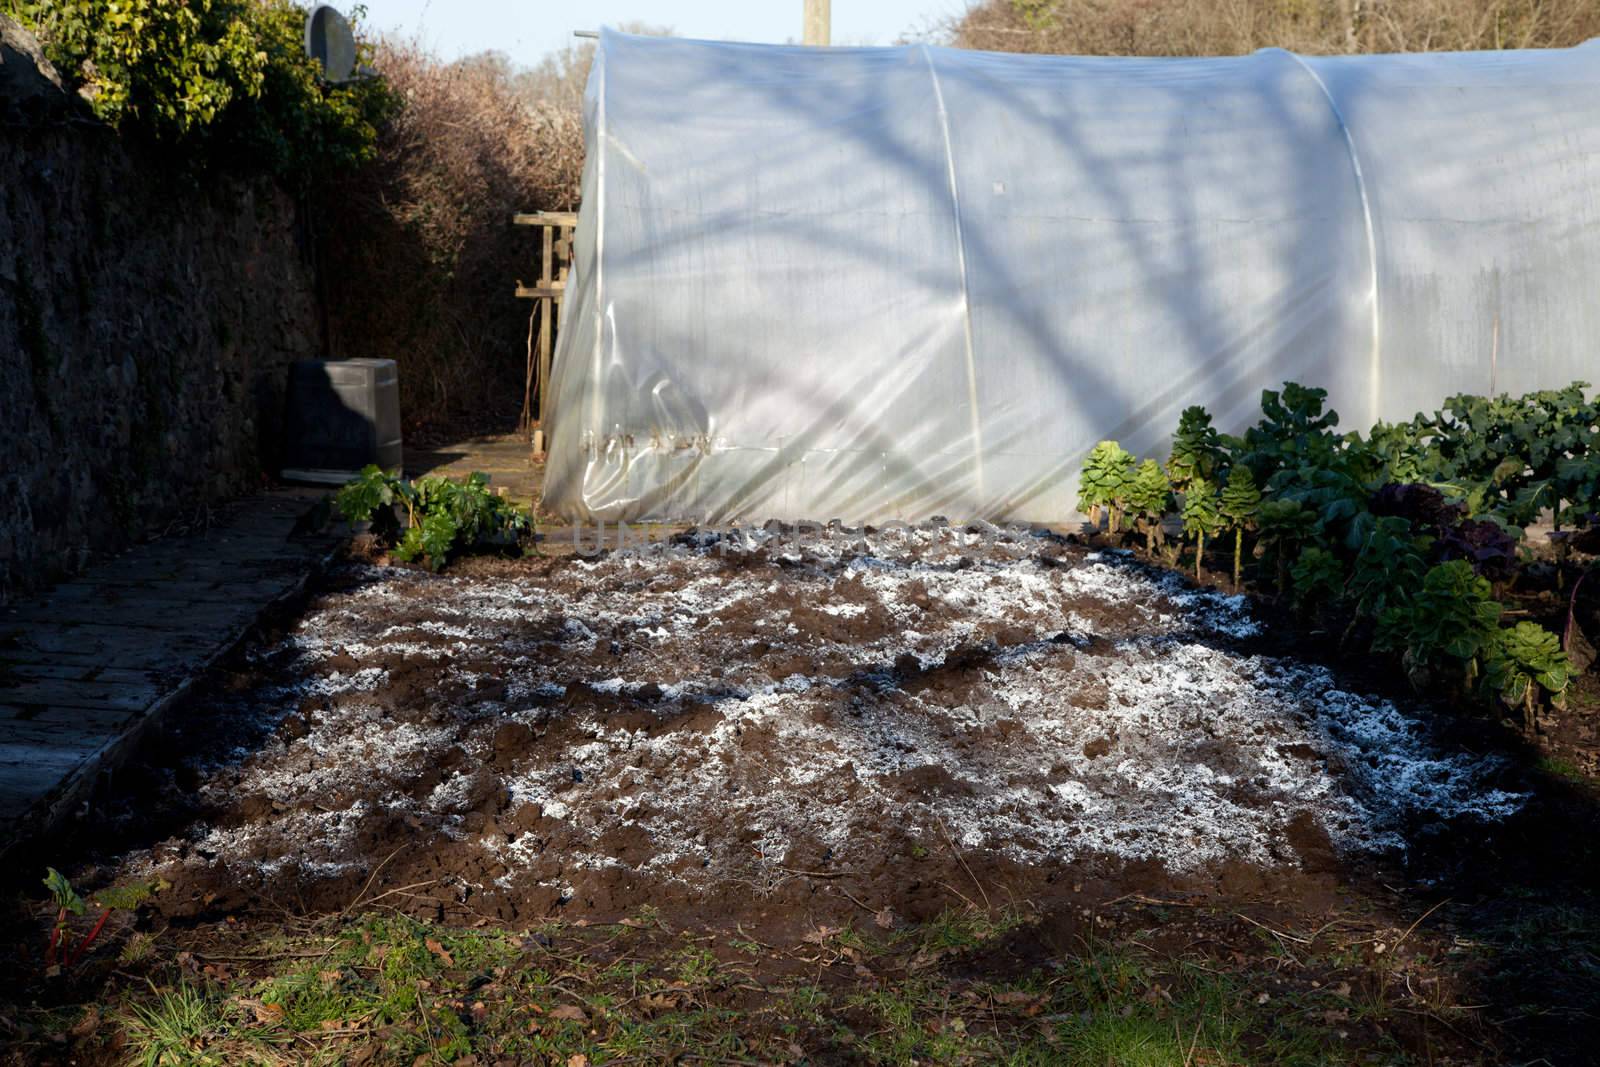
xmin=1078 ymin=440 xmax=1136 ymax=533
xmin=1346 ymin=516 xmax=1428 ymax=624
xmin=1485 ymin=621 xmax=1573 ymax=732
xmin=1290 ymin=546 xmax=1344 ymax=611
xmin=1434 ymin=516 xmax=1520 ymax=582
xmin=1125 ymin=459 xmax=1173 ymax=553
xmin=1218 ymin=464 xmax=1261 ymax=589
xmin=1166 ymin=406 xmax=1226 ymax=493
xmin=336 ymin=466 xmax=532 ymax=572
xmin=1373 ymin=560 xmax=1502 ymax=691
xmin=1235 ymin=383 xmax=1343 ymax=487
xmin=1253 ymin=498 xmax=1319 ymax=595
xmin=1180 ymin=477 xmax=1223 ymax=579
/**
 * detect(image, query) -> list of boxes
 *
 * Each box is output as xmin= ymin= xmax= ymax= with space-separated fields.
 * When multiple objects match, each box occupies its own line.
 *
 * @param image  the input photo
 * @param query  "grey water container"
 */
xmin=280 ymin=358 xmax=402 ymax=484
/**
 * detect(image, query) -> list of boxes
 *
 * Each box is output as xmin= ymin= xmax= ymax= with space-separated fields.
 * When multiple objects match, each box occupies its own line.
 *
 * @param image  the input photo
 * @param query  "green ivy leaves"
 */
xmin=7 ymin=0 xmax=396 ymax=182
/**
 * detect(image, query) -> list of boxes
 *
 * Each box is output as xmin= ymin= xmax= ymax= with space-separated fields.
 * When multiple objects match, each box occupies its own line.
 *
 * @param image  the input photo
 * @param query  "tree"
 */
xmin=947 ymin=0 xmax=1600 ymax=58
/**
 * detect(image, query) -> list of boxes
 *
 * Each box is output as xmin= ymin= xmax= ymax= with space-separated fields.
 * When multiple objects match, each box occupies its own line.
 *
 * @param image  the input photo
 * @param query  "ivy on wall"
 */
xmin=2 ymin=0 xmax=396 ymax=183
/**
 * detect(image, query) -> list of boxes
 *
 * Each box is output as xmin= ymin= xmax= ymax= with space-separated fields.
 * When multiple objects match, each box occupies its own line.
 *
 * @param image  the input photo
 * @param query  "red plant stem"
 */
xmin=45 ymin=907 xmax=66 ymax=967
xmin=64 ymin=909 xmax=110 ymax=970
xmin=1565 ymin=570 xmax=1588 ymax=654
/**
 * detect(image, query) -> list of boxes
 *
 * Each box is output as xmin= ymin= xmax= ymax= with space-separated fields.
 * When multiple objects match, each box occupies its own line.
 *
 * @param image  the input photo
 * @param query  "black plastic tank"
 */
xmin=280 ymin=358 xmax=402 ymax=483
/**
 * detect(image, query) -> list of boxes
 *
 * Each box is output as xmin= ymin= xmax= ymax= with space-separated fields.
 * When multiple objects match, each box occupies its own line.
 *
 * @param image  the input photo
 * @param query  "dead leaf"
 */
xmin=425 ymin=938 xmax=455 ymax=966
xmin=802 ymin=925 xmax=840 ymax=945
xmin=874 ymin=907 xmax=896 ymax=929
xmin=69 ymin=1006 xmax=100 ymax=1039
xmin=640 ymin=993 xmax=676 ymax=1013
xmin=549 ymin=1004 xmax=588 ymax=1023
xmin=236 ymin=998 xmax=286 ymax=1026
xmin=567 ymin=1055 xmax=590 ymax=1067
xmin=619 ymin=917 xmax=646 ymax=928
xmin=319 ymin=969 xmax=343 ymax=985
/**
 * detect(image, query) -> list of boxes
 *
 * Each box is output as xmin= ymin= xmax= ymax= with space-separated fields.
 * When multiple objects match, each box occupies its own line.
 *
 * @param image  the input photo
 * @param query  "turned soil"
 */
xmin=6 ymin=523 xmax=1599 ymax=1064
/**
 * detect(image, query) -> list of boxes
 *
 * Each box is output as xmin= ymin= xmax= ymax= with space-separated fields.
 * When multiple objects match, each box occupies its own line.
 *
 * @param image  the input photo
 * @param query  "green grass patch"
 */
xmin=3 ymin=905 xmax=1472 ymax=1066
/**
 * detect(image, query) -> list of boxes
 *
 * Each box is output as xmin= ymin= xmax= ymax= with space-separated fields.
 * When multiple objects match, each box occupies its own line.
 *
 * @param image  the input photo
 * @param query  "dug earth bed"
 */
xmin=4 ymin=524 xmax=1598 ymax=1064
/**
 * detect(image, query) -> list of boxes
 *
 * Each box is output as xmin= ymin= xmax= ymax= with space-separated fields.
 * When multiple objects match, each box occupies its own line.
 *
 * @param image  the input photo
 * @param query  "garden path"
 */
xmin=0 ymin=492 xmax=340 ymax=852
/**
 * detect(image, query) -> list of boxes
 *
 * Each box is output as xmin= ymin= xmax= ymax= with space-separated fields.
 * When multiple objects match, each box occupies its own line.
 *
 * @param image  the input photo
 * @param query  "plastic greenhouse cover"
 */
xmin=542 ymin=30 xmax=1600 ymax=525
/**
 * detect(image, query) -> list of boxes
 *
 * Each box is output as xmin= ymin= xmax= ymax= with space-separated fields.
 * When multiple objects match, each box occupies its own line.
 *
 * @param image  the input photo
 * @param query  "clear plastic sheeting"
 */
xmin=543 ymin=31 xmax=1600 ymax=525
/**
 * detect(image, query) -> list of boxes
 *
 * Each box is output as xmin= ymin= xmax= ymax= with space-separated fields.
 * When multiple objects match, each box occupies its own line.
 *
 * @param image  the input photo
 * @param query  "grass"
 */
xmin=1537 ymin=755 xmax=1589 ymax=782
xmin=117 ymin=982 xmax=250 ymax=1067
xmin=2 ymin=900 xmax=1492 ymax=1066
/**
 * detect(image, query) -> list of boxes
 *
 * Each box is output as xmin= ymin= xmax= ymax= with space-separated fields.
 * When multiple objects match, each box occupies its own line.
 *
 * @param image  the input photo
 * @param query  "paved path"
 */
xmin=407 ymin=431 xmax=545 ymax=512
xmin=0 ymin=492 xmax=340 ymax=851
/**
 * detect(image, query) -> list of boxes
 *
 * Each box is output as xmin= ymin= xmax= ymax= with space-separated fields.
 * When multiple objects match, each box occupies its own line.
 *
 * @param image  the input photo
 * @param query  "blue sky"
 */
xmin=358 ymin=1 xmax=969 ymax=62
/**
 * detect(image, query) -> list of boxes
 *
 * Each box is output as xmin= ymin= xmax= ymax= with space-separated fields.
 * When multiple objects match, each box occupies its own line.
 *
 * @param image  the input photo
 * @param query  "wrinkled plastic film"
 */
xmin=543 ymin=32 xmax=1600 ymax=525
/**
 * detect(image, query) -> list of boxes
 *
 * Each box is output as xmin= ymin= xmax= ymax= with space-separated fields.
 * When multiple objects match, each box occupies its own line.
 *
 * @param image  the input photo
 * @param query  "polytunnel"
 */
xmin=542 ymin=29 xmax=1600 ymax=524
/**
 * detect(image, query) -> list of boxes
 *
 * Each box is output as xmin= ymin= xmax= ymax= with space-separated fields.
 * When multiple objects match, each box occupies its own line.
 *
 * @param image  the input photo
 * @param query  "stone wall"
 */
xmin=0 ymin=17 xmax=321 ymax=601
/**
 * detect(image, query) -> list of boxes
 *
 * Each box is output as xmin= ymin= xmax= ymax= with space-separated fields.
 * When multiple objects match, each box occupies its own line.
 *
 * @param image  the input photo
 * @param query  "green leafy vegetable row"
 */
xmin=1079 ymin=382 xmax=1597 ymax=729
xmin=335 ymin=466 xmax=533 ymax=572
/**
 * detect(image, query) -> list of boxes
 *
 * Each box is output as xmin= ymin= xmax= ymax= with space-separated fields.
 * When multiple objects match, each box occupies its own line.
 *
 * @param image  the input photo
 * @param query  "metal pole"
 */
xmin=803 ymin=0 xmax=830 ymax=46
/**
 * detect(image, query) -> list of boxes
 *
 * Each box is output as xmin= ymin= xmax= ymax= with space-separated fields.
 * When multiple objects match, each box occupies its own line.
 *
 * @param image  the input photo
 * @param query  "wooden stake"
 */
xmin=804 ymin=0 xmax=830 ymax=45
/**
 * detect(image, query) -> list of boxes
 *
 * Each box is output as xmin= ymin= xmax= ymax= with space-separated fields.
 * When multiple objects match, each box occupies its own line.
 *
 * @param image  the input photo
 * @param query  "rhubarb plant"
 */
xmin=41 ymin=869 xmax=162 ymax=973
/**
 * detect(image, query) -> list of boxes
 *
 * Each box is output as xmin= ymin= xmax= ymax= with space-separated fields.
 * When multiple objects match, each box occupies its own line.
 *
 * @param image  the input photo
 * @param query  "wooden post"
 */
xmin=538 ymin=225 xmax=554 ymax=430
xmin=804 ymin=0 xmax=830 ymax=46
xmin=514 ymin=211 xmax=578 ymax=445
